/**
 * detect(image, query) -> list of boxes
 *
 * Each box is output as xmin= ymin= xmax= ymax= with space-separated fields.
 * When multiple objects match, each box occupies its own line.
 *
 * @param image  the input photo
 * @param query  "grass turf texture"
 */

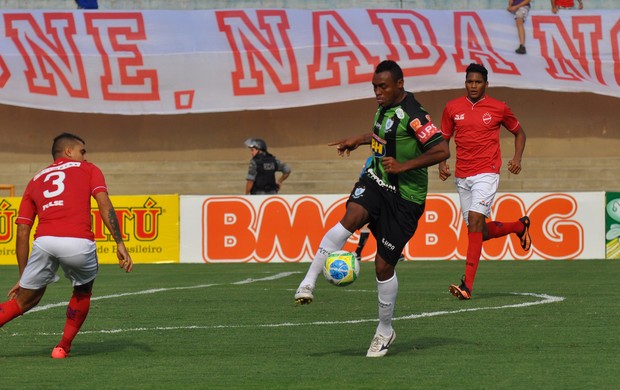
xmin=0 ymin=260 xmax=618 ymax=389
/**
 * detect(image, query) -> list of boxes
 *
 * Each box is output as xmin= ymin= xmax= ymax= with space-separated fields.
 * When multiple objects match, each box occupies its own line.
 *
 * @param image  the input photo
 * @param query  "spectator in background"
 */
xmin=551 ymin=0 xmax=583 ymax=13
xmin=75 ymin=0 xmax=98 ymax=9
xmin=0 ymin=133 xmax=133 ymax=358
xmin=508 ymin=0 xmax=531 ymax=55
xmin=244 ymin=138 xmax=291 ymax=195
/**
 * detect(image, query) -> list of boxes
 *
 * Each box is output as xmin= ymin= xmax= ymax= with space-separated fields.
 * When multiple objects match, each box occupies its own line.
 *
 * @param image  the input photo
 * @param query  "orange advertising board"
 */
xmin=179 ymin=193 xmax=605 ymax=263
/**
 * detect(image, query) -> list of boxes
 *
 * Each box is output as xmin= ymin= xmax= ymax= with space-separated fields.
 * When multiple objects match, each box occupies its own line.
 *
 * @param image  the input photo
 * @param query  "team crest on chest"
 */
xmin=385 ymin=118 xmax=394 ymax=132
xmin=483 ymin=112 xmax=492 ymax=125
xmin=395 ymin=108 xmax=405 ymax=119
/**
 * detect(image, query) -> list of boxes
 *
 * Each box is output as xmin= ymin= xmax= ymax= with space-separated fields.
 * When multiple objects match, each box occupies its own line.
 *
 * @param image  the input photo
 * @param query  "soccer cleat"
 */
xmin=517 ymin=216 xmax=532 ymax=251
xmin=366 ymin=329 xmax=396 ymax=357
xmin=449 ymin=279 xmax=471 ymax=300
xmin=51 ymin=346 xmax=69 ymax=359
xmin=294 ymin=284 xmax=314 ymax=305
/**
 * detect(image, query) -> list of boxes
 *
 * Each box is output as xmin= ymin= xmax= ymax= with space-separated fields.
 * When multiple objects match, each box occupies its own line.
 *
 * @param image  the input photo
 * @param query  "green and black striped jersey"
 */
xmin=363 ymin=92 xmax=443 ymax=204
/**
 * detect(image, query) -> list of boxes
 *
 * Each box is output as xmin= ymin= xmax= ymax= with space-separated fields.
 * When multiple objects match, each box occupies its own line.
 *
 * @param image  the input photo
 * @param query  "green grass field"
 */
xmin=1 ymin=260 xmax=619 ymax=389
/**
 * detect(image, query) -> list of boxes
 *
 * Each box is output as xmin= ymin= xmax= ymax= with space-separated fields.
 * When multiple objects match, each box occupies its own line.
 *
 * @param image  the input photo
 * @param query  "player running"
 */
xmin=439 ymin=63 xmax=531 ymax=300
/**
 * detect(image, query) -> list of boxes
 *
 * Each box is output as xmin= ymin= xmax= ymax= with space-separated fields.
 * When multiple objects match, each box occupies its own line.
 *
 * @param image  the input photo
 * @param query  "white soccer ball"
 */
xmin=323 ymin=250 xmax=360 ymax=287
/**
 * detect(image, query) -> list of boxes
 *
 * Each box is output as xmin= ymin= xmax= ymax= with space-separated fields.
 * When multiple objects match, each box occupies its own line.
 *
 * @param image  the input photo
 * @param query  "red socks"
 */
xmin=464 ymin=232 xmax=483 ymax=292
xmin=0 ymin=299 xmax=23 ymax=327
xmin=486 ymin=220 xmax=524 ymax=240
xmin=57 ymin=292 xmax=92 ymax=352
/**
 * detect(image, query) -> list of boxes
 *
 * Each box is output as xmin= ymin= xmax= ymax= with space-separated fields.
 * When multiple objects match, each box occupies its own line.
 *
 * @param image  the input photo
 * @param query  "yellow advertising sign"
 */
xmin=0 ymin=195 xmax=179 ymax=265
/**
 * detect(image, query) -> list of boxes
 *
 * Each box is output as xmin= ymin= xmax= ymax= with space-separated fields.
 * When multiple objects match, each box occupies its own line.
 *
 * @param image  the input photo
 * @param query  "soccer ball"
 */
xmin=323 ymin=250 xmax=360 ymax=287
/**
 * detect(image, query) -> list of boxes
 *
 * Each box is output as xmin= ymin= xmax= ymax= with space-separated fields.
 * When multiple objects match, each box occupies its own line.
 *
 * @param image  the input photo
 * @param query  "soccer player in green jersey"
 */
xmin=294 ymin=60 xmax=450 ymax=357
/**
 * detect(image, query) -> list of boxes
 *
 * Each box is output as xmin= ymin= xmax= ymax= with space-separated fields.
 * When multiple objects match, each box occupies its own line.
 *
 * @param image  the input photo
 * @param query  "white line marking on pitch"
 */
xmin=13 ymin=290 xmax=564 ymax=337
xmin=26 ymin=271 xmax=300 ymax=314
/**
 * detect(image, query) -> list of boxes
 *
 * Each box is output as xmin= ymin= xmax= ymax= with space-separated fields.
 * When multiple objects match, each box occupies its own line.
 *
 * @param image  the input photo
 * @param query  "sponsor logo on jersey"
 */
xmin=410 ymin=118 xmax=422 ymax=130
xmin=42 ymin=200 xmax=64 ymax=211
xmin=414 ymin=121 xmax=440 ymax=143
xmin=34 ymin=161 xmax=82 ymax=181
xmin=371 ymin=134 xmax=386 ymax=157
xmin=454 ymin=113 xmax=465 ymax=121
xmin=366 ymin=168 xmax=397 ymax=193
xmin=483 ymin=112 xmax=492 ymax=125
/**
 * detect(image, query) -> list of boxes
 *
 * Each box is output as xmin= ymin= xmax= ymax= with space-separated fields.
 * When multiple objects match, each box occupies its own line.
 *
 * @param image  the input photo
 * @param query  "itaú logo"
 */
xmin=0 ymin=200 xmax=17 ymax=243
xmin=91 ymin=197 xmax=162 ymax=241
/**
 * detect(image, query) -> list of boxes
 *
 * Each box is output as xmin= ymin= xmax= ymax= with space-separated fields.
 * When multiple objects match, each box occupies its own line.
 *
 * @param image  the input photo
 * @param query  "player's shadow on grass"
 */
xmin=311 ymin=336 xmax=465 ymax=357
xmin=5 ymin=337 xmax=153 ymax=358
xmin=74 ymin=337 xmax=154 ymax=357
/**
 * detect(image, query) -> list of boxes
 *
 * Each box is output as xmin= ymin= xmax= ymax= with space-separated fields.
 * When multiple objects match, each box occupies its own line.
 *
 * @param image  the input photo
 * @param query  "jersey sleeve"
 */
xmin=89 ymin=163 xmax=108 ymax=196
xmin=408 ymin=111 xmax=442 ymax=151
xmin=502 ymin=103 xmax=521 ymax=134
xmin=16 ymin=182 xmax=36 ymax=226
xmin=440 ymin=103 xmax=455 ymax=140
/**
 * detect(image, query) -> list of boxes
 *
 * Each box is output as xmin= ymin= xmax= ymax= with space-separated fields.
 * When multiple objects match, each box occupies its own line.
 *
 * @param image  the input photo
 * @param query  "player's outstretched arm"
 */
xmin=328 ymin=133 xmax=373 ymax=157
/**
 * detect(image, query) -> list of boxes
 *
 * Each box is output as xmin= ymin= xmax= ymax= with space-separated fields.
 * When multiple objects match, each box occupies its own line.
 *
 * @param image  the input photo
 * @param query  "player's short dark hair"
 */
xmin=375 ymin=60 xmax=404 ymax=83
xmin=466 ymin=63 xmax=488 ymax=83
xmin=52 ymin=132 xmax=85 ymax=159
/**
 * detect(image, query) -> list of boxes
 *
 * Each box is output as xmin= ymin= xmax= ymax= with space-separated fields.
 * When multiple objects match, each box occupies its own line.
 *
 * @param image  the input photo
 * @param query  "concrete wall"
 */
xmin=1 ymin=87 xmax=618 ymax=196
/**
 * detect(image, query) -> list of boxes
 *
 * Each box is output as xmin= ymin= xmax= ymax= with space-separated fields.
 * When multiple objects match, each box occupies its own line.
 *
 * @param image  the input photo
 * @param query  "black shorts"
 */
xmin=347 ymin=177 xmax=425 ymax=266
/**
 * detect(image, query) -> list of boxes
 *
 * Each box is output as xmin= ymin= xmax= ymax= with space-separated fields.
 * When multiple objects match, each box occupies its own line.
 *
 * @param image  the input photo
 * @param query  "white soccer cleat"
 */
xmin=294 ymin=284 xmax=314 ymax=305
xmin=366 ymin=329 xmax=396 ymax=357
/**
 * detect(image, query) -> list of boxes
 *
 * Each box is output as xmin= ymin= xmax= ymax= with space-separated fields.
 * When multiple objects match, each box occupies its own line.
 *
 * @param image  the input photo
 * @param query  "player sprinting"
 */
xmin=294 ymin=60 xmax=450 ymax=357
xmin=0 ymin=133 xmax=133 ymax=358
xmin=439 ymin=63 xmax=531 ymax=300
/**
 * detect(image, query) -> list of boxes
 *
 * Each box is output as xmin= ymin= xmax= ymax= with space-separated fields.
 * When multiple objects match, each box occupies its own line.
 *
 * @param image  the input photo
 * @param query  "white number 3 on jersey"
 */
xmin=43 ymin=171 xmax=66 ymax=198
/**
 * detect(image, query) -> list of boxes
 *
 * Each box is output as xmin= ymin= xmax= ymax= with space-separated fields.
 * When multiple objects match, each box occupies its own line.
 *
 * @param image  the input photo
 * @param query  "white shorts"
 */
xmin=19 ymin=236 xmax=98 ymax=290
xmin=455 ymin=173 xmax=500 ymax=226
xmin=513 ymin=6 xmax=530 ymax=20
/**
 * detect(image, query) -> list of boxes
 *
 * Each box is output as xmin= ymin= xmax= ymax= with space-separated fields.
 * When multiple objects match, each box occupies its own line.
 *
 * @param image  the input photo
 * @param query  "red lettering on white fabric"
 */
xmin=452 ymin=12 xmax=519 ymax=75
xmin=216 ymin=10 xmax=299 ymax=95
xmin=0 ymin=55 xmax=9 ymax=88
xmin=533 ymin=15 xmax=605 ymax=84
xmin=368 ymin=10 xmax=446 ymax=76
xmin=612 ymin=19 xmax=620 ymax=86
xmin=84 ymin=13 xmax=159 ymax=101
xmin=4 ymin=13 xmax=88 ymax=97
xmin=307 ymin=11 xmax=379 ymax=89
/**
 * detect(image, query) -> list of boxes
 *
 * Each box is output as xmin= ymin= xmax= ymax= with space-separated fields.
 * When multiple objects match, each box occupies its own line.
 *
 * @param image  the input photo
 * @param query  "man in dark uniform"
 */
xmin=294 ymin=60 xmax=450 ymax=357
xmin=244 ymin=138 xmax=291 ymax=195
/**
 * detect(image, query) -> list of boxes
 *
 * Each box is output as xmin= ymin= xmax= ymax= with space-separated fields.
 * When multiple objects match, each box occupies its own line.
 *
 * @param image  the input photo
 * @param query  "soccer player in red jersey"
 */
xmin=551 ymin=0 xmax=583 ymax=13
xmin=0 ymin=133 xmax=133 ymax=358
xmin=439 ymin=63 xmax=531 ymax=300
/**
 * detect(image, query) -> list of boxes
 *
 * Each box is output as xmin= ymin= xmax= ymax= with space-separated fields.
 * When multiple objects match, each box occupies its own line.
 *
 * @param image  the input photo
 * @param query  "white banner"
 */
xmin=180 ymin=192 xmax=605 ymax=263
xmin=0 ymin=9 xmax=618 ymax=114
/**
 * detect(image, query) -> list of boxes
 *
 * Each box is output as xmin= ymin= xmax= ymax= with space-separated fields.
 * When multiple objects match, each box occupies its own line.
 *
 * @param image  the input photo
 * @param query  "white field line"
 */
xmin=26 ymin=271 xmax=301 ymax=314
xmin=10 ymin=275 xmax=564 ymax=336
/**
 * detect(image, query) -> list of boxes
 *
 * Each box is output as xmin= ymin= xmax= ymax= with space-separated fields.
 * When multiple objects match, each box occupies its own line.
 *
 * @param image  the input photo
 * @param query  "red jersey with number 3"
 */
xmin=16 ymin=158 xmax=108 ymax=240
xmin=441 ymin=95 xmax=520 ymax=178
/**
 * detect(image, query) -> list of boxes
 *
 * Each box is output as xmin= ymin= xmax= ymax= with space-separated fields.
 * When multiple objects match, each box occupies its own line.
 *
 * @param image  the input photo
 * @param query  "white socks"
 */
xmin=376 ymin=273 xmax=398 ymax=336
xmin=299 ymin=222 xmax=352 ymax=287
